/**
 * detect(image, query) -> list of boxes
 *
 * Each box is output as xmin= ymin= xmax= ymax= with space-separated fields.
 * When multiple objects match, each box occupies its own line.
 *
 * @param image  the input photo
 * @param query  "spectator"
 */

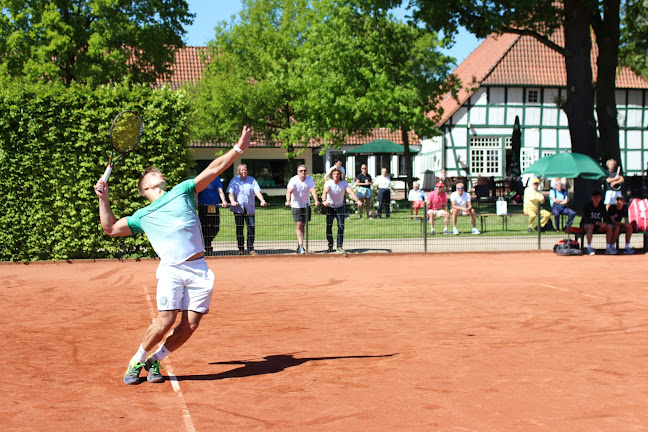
xmin=608 ymin=195 xmax=635 ymax=254
xmin=324 ymin=159 xmax=346 ymax=181
xmin=322 ymin=168 xmax=362 ymax=253
xmin=450 ymin=182 xmax=480 ymax=235
xmin=196 ymin=176 xmax=228 ymax=256
xmin=604 ymin=159 xmax=624 ymax=210
xmin=549 ymin=179 xmax=575 ymax=231
xmin=408 ymin=182 xmax=426 ymax=220
xmin=426 ymin=181 xmax=450 ymax=235
xmin=524 ymin=177 xmax=553 ymax=232
xmin=227 ymin=164 xmax=267 ymax=255
xmin=354 ymin=164 xmax=373 ymax=219
xmin=286 ymin=165 xmax=320 ymax=254
xmin=375 ymin=168 xmax=392 ymax=219
xmin=580 ymin=190 xmax=614 ymax=255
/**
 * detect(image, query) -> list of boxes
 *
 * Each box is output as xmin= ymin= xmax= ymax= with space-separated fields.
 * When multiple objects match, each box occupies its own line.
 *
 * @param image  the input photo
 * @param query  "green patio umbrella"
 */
xmin=522 ymin=152 xmax=606 ymax=180
xmin=345 ymin=139 xmax=418 ymax=155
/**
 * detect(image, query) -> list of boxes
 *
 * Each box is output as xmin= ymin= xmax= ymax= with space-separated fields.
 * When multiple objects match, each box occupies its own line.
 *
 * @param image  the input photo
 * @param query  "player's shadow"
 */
xmin=174 ymin=353 xmax=397 ymax=381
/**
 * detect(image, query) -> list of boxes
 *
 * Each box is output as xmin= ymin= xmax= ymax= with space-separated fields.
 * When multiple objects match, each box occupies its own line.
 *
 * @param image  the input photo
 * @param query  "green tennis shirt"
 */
xmin=127 ymin=179 xmax=204 ymax=264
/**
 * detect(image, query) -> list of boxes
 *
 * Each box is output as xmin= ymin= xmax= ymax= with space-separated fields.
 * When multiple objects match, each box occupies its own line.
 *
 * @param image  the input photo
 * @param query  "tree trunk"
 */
xmin=594 ymin=0 xmax=621 ymax=165
xmin=563 ymin=0 xmax=599 ymax=210
xmin=401 ymin=128 xmax=414 ymax=194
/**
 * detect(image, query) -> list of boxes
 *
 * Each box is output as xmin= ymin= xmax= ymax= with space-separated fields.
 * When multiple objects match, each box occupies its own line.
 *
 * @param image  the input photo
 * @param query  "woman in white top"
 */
xmin=322 ymin=168 xmax=362 ymax=253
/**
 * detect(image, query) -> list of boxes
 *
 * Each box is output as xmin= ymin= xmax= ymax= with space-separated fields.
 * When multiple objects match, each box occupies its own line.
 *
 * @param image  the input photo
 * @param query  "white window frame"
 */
xmin=470 ymin=136 xmax=502 ymax=177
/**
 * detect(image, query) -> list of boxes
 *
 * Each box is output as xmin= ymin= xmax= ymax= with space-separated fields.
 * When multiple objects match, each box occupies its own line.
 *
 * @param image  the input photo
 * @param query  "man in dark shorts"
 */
xmin=354 ymin=164 xmax=373 ymax=219
xmin=286 ymin=165 xmax=320 ymax=254
xmin=580 ymin=190 xmax=614 ymax=255
xmin=608 ymin=195 xmax=635 ymax=254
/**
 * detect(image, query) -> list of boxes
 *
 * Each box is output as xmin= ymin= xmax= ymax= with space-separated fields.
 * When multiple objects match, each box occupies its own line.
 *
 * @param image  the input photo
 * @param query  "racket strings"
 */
xmin=112 ymin=113 xmax=142 ymax=153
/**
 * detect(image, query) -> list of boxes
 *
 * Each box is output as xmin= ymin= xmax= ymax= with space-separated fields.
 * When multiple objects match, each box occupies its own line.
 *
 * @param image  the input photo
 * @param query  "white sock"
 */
xmin=132 ymin=345 xmax=150 ymax=363
xmin=150 ymin=344 xmax=172 ymax=362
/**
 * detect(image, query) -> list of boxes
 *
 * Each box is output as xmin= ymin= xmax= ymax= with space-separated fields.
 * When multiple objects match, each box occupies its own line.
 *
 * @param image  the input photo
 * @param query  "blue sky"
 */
xmin=184 ymin=0 xmax=482 ymax=65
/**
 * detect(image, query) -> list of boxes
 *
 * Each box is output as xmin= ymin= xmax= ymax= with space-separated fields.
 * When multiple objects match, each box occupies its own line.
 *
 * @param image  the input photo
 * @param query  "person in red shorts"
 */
xmin=426 ymin=182 xmax=450 ymax=235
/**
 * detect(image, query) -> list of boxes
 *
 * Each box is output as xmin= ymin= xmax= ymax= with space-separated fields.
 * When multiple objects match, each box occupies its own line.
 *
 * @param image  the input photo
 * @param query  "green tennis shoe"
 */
xmin=123 ymin=360 xmax=145 ymax=385
xmin=145 ymin=358 xmax=165 ymax=383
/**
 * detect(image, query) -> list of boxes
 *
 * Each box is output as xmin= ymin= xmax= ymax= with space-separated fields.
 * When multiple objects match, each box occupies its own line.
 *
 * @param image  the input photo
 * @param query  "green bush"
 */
xmin=0 ymin=80 xmax=193 ymax=261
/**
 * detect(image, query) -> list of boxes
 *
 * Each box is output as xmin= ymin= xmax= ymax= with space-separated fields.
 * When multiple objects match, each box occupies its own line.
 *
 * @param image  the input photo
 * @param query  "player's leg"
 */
xmin=336 ymin=207 xmax=346 ymax=250
xmin=623 ymin=223 xmax=634 ymax=253
xmin=427 ymin=209 xmax=436 ymax=232
xmin=325 ymin=208 xmax=334 ymax=251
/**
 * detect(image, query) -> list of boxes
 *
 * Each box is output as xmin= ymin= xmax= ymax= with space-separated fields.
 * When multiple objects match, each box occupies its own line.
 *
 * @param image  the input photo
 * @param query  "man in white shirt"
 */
xmin=408 ymin=182 xmax=426 ymax=220
xmin=322 ymin=168 xmax=362 ymax=253
xmin=450 ymin=183 xmax=480 ymax=235
xmin=285 ymin=165 xmax=320 ymax=254
xmin=324 ymin=159 xmax=346 ymax=180
xmin=375 ymin=168 xmax=392 ymax=219
xmin=227 ymin=164 xmax=268 ymax=255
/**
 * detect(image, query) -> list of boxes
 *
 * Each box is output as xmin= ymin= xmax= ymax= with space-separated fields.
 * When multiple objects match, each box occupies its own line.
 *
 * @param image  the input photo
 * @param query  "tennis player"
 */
xmin=94 ymin=126 xmax=251 ymax=385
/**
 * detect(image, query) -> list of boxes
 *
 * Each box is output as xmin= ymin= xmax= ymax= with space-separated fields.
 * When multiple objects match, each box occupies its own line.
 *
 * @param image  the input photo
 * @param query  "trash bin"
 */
xmin=422 ymin=170 xmax=436 ymax=191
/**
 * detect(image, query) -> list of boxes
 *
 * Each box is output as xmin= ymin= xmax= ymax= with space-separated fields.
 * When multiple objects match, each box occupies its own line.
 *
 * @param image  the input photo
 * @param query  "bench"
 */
xmin=572 ymin=226 xmax=648 ymax=250
xmin=478 ymin=213 xmax=508 ymax=232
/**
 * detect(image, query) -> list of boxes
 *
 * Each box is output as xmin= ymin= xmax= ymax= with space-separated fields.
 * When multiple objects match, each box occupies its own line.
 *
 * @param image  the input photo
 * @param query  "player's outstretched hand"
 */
xmin=236 ymin=126 xmax=252 ymax=152
xmin=95 ymin=179 xmax=108 ymax=198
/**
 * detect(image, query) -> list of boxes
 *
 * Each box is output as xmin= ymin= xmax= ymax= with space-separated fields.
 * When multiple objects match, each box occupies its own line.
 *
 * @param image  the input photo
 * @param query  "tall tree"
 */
xmin=291 ymin=1 xmax=457 ymax=190
xmin=620 ymin=0 xmax=648 ymax=78
xmin=0 ymin=0 xmax=193 ymax=85
xmin=192 ymin=0 xmax=319 ymax=158
xmin=411 ymin=0 xmax=627 ymax=206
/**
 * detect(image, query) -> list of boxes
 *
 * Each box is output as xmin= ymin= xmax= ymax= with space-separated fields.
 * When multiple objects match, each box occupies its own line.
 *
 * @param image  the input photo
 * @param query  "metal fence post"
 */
xmin=537 ymin=201 xmax=542 ymax=250
xmin=305 ymin=204 xmax=309 ymax=254
xmin=424 ymin=202 xmax=428 ymax=253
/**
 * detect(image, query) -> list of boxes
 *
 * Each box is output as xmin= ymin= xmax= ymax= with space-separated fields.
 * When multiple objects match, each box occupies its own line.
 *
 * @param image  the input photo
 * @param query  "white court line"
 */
xmin=540 ymin=283 xmax=646 ymax=309
xmin=144 ymin=288 xmax=196 ymax=432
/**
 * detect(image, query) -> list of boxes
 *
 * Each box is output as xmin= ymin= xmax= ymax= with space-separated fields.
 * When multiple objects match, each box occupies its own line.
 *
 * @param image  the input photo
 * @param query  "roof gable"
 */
xmin=437 ymin=31 xmax=648 ymax=126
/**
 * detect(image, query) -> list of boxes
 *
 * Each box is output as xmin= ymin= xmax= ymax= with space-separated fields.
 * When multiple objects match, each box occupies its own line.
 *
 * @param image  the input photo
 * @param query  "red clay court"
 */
xmin=1 ymin=252 xmax=647 ymax=431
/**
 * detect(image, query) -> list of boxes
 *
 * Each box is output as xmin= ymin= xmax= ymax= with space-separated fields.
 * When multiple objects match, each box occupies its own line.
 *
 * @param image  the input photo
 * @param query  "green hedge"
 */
xmin=0 ymin=80 xmax=193 ymax=261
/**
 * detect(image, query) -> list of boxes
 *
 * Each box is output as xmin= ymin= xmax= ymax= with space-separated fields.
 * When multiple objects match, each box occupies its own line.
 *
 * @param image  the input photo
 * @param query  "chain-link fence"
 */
xmin=202 ymin=201 xmax=645 ymax=255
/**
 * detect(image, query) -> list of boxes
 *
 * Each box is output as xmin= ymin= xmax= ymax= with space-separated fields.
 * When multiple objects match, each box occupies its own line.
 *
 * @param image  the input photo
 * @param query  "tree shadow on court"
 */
xmin=173 ymin=353 xmax=398 ymax=381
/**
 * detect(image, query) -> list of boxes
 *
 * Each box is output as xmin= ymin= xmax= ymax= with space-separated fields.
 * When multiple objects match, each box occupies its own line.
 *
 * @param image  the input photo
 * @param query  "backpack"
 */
xmin=629 ymin=198 xmax=648 ymax=232
xmin=553 ymin=239 xmax=583 ymax=256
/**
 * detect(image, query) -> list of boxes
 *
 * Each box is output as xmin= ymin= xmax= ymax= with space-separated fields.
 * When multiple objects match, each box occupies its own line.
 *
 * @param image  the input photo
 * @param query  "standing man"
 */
xmin=228 ymin=164 xmax=267 ymax=255
xmin=581 ymin=190 xmax=614 ymax=255
xmin=450 ymin=183 xmax=480 ymax=235
xmin=197 ymin=176 xmax=228 ymax=256
xmin=285 ymin=164 xmax=320 ymax=254
xmin=354 ymin=164 xmax=373 ymax=219
xmin=322 ymin=168 xmax=362 ymax=253
xmin=408 ymin=182 xmax=426 ymax=220
xmin=523 ymin=177 xmax=553 ymax=232
xmin=549 ymin=179 xmax=576 ymax=231
xmin=94 ymin=126 xmax=251 ymax=385
xmin=426 ymin=181 xmax=450 ymax=234
xmin=604 ymin=159 xmax=624 ymax=210
xmin=375 ymin=167 xmax=392 ymax=219
xmin=608 ymin=195 xmax=635 ymax=254
xmin=324 ymin=159 xmax=346 ymax=180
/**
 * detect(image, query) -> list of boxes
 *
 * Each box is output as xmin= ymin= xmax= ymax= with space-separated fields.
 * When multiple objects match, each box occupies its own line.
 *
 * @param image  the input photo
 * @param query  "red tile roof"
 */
xmin=435 ymin=31 xmax=648 ymax=126
xmin=155 ymin=46 xmax=208 ymax=90
xmin=191 ymin=128 xmax=420 ymax=148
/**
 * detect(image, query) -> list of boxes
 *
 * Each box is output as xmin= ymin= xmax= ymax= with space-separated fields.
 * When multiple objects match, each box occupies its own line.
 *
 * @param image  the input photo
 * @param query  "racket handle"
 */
xmin=101 ymin=165 xmax=113 ymax=183
xmin=97 ymin=165 xmax=112 ymax=192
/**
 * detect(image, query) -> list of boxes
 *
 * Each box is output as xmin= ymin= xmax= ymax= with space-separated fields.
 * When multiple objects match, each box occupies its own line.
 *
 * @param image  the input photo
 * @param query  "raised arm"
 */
xmin=194 ymin=126 xmax=251 ymax=193
xmin=94 ymin=181 xmax=133 ymax=237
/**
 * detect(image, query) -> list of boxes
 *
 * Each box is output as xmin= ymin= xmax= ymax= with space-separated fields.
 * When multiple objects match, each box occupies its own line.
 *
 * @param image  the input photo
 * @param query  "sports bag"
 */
xmin=553 ymin=239 xmax=583 ymax=256
xmin=629 ymin=198 xmax=648 ymax=232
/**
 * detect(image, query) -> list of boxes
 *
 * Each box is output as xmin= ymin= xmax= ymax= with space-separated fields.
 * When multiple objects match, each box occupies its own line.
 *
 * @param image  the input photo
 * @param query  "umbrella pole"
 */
xmin=537 ymin=202 xmax=542 ymax=250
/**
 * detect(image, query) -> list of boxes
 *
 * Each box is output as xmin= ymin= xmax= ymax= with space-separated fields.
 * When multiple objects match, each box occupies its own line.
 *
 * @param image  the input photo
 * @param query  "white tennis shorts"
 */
xmin=604 ymin=190 xmax=622 ymax=205
xmin=155 ymin=258 xmax=215 ymax=313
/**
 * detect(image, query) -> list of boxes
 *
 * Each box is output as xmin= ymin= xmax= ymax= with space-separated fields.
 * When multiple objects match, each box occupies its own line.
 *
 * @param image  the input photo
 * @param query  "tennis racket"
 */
xmin=97 ymin=110 xmax=143 ymax=192
xmin=612 ymin=165 xmax=622 ymax=191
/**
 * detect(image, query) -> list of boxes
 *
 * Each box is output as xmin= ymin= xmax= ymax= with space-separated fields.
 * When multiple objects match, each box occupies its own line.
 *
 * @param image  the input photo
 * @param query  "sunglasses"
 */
xmin=298 ymin=169 xmax=307 ymax=172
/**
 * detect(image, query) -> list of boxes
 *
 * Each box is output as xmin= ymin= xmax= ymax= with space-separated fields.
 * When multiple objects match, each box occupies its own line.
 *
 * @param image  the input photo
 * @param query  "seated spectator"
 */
xmin=450 ymin=182 xmax=480 ymax=235
xmin=580 ymin=190 xmax=614 ymax=255
xmin=549 ymin=179 xmax=576 ymax=231
xmin=426 ymin=181 xmax=450 ymax=235
xmin=608 ymin=195 xmax=634 ymax=254
xmin=523 ymin=177 xmax=553 ymax=232
xmin=408 ymin=182 xmax=426 ymax=219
